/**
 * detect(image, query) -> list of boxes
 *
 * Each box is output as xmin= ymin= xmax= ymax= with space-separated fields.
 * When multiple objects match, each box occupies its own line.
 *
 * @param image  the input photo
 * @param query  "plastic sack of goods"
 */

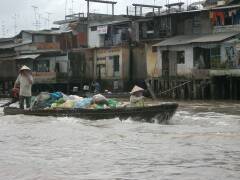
xmin=31 ymin=92 xmax=121 ymax=110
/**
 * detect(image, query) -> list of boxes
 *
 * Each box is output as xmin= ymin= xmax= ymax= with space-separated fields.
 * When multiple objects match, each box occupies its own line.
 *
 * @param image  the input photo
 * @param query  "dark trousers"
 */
xmin=19 ymin=96 xmax=31 ymax=109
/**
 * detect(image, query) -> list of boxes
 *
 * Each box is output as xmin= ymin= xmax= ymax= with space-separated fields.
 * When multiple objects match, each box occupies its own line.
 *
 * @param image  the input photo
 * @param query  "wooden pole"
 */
xmin=145 ymin=79 xmax=157 ymax=100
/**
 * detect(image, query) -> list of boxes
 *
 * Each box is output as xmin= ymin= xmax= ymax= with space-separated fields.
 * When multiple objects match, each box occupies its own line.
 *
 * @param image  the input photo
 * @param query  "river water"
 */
xmin=0 ymin=100 xmax=240 ymax=180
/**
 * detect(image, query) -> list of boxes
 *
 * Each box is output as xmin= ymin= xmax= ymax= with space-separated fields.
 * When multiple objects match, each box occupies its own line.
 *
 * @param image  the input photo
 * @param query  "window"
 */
xmin=177 ymin=51 xmax=185 ymax=64
xmin=36 ymin=60 xmax=49 ymax=72
xmin=91 ymin=26 xmax=97 ymax=31
xmin=45 ymin=36 xmax=53 ymax=43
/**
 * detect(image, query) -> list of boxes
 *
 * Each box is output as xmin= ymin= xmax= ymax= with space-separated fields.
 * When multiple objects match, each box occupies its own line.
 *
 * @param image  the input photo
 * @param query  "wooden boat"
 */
xmin=3 ymin=103 xmax=178 ymax=123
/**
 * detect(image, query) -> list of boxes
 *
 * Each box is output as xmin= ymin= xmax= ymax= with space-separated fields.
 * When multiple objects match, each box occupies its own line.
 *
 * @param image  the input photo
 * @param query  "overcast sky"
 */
xmin=0 ymin=0 xmax=200 ymax=38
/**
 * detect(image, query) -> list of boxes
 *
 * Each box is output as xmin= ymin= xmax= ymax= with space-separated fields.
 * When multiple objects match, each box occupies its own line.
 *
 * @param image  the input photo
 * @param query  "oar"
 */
xmin=0 ymin=99 xmax=18 ymax=108
xmin=0 ymin=88 xmax=20 ymax=108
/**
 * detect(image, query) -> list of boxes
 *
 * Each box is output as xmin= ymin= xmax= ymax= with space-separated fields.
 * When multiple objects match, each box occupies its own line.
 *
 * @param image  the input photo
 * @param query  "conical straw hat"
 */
xmin=20 ymin=65 xmax=31 ymax=71
xmin=130 ymin=85 xmax=144 ymax=94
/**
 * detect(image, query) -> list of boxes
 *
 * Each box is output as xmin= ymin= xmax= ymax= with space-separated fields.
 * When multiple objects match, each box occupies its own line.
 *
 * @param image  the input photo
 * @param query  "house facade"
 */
xmin=0 ymin=29 xmax=72 ymax=94
xmin=1 ymin=1 xmax=240 ymax=98
xmin=152 ymin=4 xmax=240 ymax=99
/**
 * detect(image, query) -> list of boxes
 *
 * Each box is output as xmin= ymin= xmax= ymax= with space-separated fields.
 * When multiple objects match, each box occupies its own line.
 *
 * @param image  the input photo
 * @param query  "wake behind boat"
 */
xmin=3 ymin=103 xmax=178 ymax=123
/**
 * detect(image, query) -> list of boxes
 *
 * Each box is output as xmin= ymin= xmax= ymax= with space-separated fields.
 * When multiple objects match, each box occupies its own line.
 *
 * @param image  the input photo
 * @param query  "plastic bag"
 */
xmin=75 ymin=98 xmax=92 ymax=109
xmin=107 ymin=99 xmax=119 ymax=108
xmin=51 ymin=98 xmax=66 ymax=108
xmin=50 ymin=92 xmax=63 ymax=100
xmin=36 ymin=92 xmax=50 ymax=101
xmin=69 ymin=95 xmax=83 ymax=101
xmin=31 ymin=92 xmax=51 ymax=109
xmin=92 ymin=94 xmax=107 ymax=104
xmin=58 ymin=100 xmax=75 ymax=109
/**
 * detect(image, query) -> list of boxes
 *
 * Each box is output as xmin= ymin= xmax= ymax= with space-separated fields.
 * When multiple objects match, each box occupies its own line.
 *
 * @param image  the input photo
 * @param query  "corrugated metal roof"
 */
xmin=153 ymin=32 xmax=240 ymax=47
xmin=22 ymin=30 xmax=61 ymax=35
xmin=211 ymin=4 xmax=240 ymax=10
xmin=191 ymin=33 xmax=240 ymax=43
xmin=15 ymin=54 xmax=40 ymax=60
xmin=0 ymin=41 xmax=32 ymax=49
xmin=89 ymin=20 xmax=131 ymax=27
xmin=21 ymin=29 xmax=72 ymax=35
xmin=0 ymin=37 xmax=14 ymax=43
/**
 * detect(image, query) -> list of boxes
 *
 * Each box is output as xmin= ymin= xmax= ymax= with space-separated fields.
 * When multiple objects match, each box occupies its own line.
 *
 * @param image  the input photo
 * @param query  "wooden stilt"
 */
xmin=210 ymin=78 xmax=215 ymax=100
xmin=222 ymin=78 xmax=225 ymax=99
xmin=193 ymin=80 xmax=197 ymax=99
xmin=181 ymin=86 xmax=184 ymax=100
xmin=234 ymin=78 xmax=238 ymax=100
xmin=201 ymin=81 xmax=205 ymax=99
xmin=230 ymin=76 xmax=233 ymax=100
xmin=188 ymin=82 xmax=192 ymax=99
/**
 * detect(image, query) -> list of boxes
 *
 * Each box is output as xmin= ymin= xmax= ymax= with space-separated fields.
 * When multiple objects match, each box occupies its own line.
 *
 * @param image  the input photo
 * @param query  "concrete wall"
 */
xmin=158 ymin=45 xmax=194 ymax=77
xmin=177 ymin=46 xmax=194 ymax=76
xmin=132 ymin=45 xmax=147 ymax=80
xmin=94 ymin=46 xmax=129 ymax=80
xmin=175 ymin=12 xmax=212 ymax=36
xmin=121 ymin=47 xmax=130 ymax=80
xmin=88 ymin=28 xmax=104 ymax=48
xmin=145 ymin=43 xmax=159 ymax=77
xmin=157 ymin=48 xmax=163 ymax=77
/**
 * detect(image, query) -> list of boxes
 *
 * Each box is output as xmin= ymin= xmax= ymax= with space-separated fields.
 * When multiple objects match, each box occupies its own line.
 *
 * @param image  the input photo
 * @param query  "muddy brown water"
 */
xmin=0 ymin=99 xmax=240 ymax=180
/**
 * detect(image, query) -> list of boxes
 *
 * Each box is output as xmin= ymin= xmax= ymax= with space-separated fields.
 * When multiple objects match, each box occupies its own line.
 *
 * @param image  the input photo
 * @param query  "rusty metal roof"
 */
xmin=153 ymin=32 xmax=240 ymax=47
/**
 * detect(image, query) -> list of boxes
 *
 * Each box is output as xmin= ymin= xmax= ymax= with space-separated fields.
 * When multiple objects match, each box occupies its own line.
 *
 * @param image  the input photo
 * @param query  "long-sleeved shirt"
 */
xmin=130 ymin=95 xmax=144 ymax=107
xmin=15 ymin=74 xmax=33 ymax=97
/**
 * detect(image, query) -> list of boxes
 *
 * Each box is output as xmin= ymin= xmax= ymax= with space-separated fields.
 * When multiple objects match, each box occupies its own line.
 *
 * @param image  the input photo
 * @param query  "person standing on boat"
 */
xmin=14 ymin=65 xmax=33 ymax=109
xmin=130 ymin=85 xmax=145 ymax=107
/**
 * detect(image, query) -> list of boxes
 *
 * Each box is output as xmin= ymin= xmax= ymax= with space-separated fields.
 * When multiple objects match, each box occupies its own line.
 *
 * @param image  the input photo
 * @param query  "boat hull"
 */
xmin=3 ymin=103 xmax=178 ymax=123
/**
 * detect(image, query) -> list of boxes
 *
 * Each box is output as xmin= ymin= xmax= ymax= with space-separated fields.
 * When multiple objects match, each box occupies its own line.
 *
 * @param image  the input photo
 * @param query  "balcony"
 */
xmin=104 ymin=33 xmax=130 ymax=47
xmin=213 ymin=24 xmax=240 ymax=33
xmin=192 ymin=67 xmax=240 ymax=79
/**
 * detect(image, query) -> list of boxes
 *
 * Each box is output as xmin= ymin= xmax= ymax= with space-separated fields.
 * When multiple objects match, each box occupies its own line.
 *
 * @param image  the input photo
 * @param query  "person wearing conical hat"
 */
xmin=130 ymin=85 xmax=145 ymax=107
xmin=14 ymin=65 xmax=34 ymax=109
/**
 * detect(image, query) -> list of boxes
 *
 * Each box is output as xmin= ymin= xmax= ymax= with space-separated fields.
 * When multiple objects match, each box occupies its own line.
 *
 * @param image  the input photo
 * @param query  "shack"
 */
xmin=153 ymin=32 xmax=240 ymax=99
